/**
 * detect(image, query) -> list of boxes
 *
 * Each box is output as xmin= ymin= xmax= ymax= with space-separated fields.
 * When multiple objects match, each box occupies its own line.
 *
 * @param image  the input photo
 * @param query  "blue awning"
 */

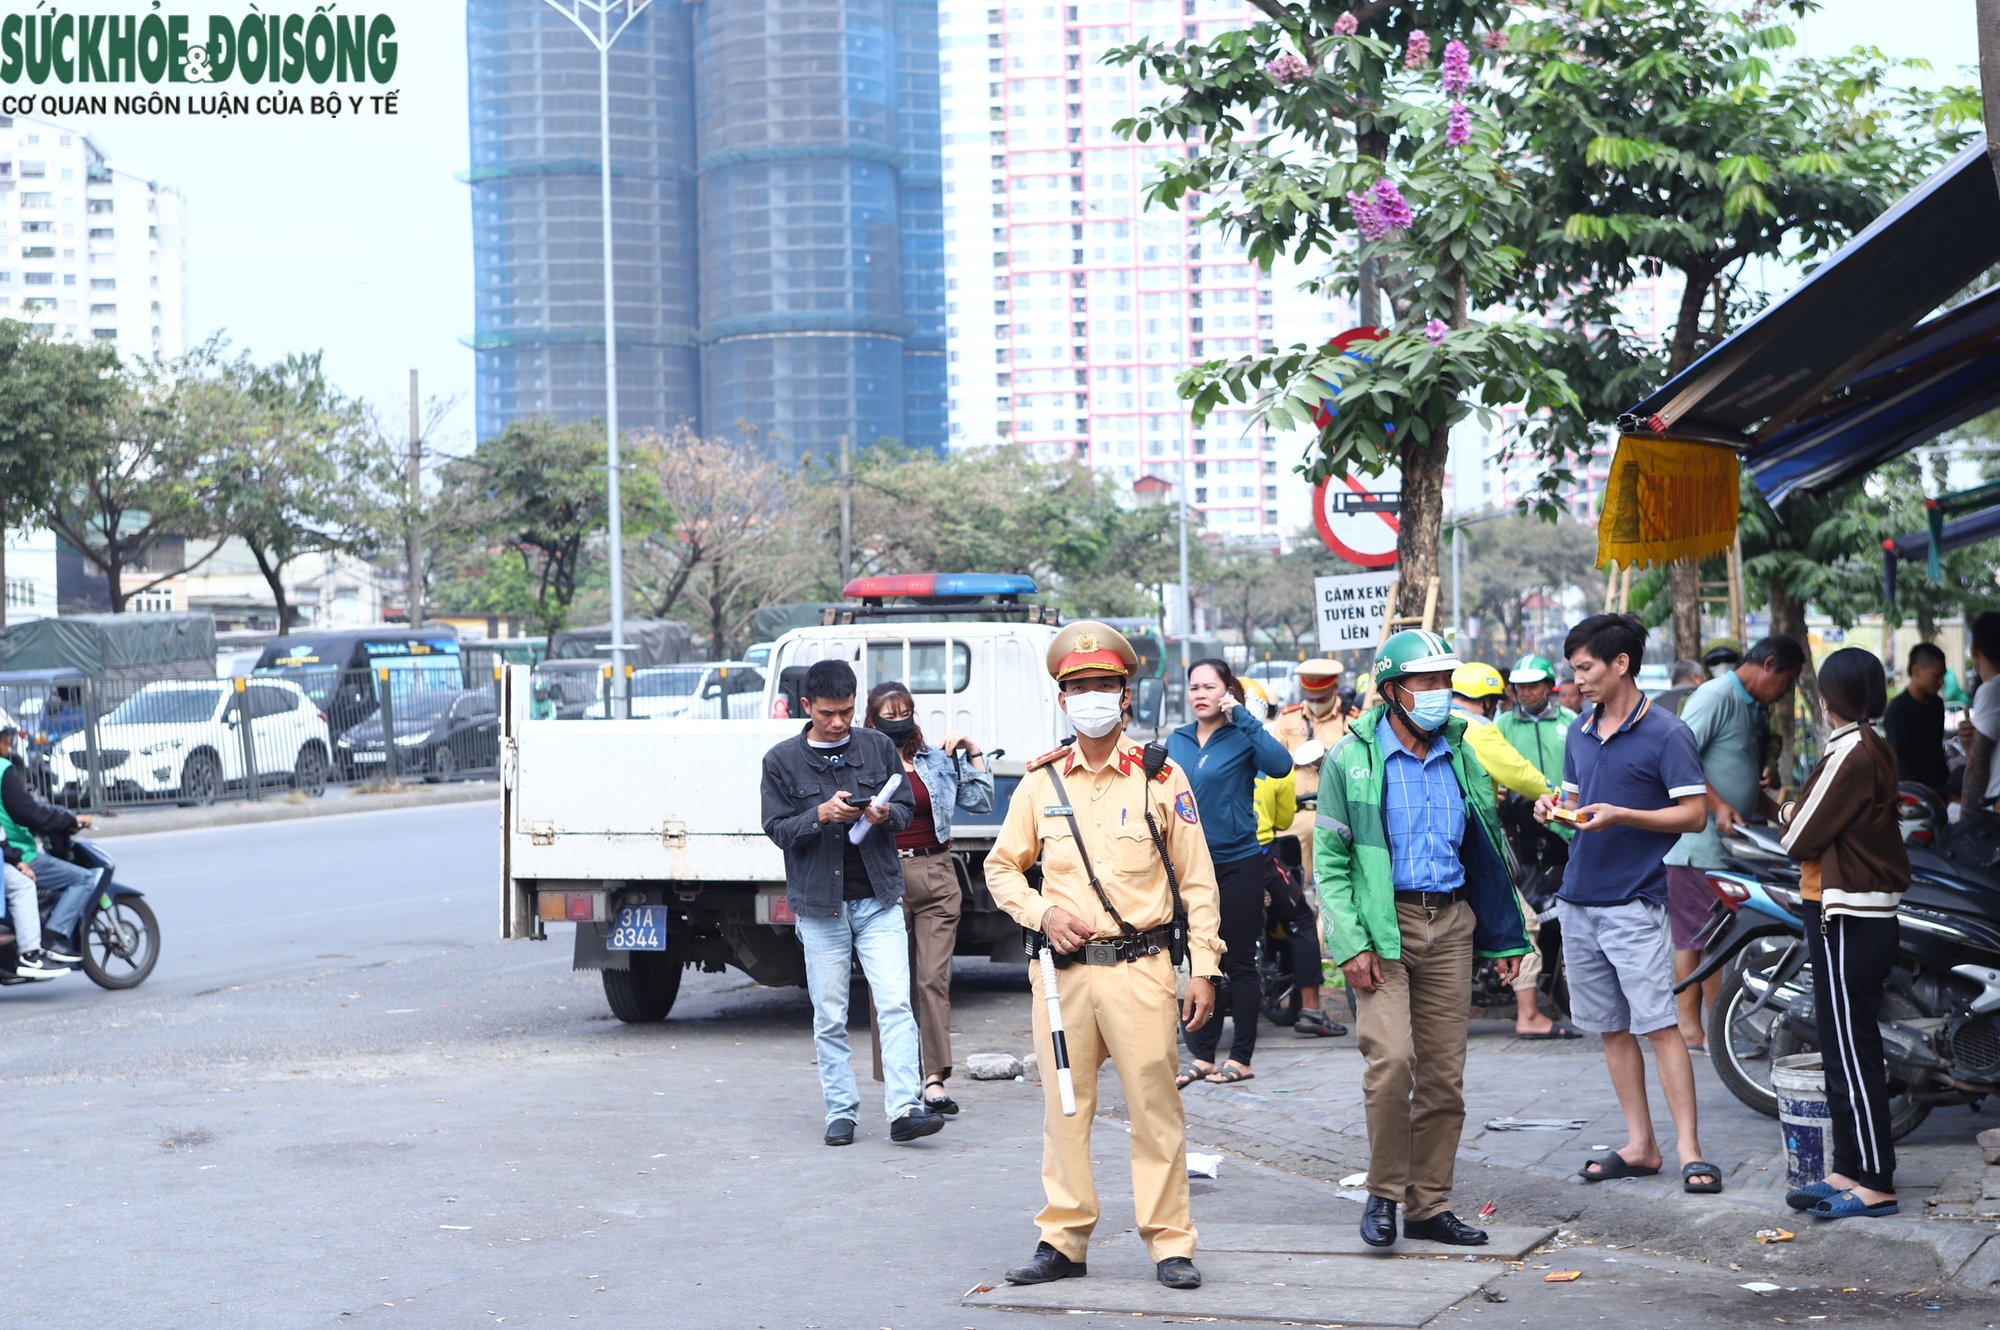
xmin=1617 ymin=138 xmax=2000 ymax=501
xmin=1886 ymin=500 xmax=2000 ymax=564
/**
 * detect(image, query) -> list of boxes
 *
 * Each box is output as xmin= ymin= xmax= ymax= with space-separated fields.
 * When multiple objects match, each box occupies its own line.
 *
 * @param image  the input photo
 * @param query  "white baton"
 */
xmin=1037 ymin=944 xmax=1078 ymax=1117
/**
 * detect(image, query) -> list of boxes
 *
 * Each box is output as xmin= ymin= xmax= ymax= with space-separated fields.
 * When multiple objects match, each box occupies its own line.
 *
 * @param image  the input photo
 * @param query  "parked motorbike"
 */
xmin=1482 ymin=796 xmax=1571 ymax=1019
xmin=1684 ymin=803 xmax=2000 ymax=1139
xmin=0 ymin=836 xmax=159 ymax=990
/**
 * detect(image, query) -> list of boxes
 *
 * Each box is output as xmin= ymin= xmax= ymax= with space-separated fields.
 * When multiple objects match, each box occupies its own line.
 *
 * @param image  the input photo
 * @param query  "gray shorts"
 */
xmin=1556 ymin=897 xmax=1678 ymax=1035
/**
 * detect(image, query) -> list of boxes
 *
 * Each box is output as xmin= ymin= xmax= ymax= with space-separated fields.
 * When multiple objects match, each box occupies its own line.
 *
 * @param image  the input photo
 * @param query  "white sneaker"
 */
xmin=14 ymin=950 xmax=69 ymax=980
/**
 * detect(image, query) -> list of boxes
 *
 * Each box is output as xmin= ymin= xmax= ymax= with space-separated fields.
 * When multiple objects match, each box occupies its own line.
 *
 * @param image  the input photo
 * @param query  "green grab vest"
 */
xmin=0 ymin=754 xmax=39 ymax=863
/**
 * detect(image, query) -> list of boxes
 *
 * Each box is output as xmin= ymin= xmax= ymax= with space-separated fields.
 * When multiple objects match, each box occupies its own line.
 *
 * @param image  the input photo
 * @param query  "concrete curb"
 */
xmin=84 ymin=781 xmax=502 ymax=838
xmin=1185 ymin=1081 xmax=2000 ymax=1299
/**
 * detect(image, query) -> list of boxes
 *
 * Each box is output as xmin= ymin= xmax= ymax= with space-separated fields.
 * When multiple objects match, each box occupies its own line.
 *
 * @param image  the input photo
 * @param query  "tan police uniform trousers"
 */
xmin=1026 ymin=948 xmax=1194 ymax=1262
xmin=1356 ymin=899 xmax=1474 ymax=1221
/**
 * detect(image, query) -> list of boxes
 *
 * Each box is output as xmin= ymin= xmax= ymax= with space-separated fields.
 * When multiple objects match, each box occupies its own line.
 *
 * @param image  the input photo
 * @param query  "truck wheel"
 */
xmin=602 ymin=946 xmax=684 ymax=1023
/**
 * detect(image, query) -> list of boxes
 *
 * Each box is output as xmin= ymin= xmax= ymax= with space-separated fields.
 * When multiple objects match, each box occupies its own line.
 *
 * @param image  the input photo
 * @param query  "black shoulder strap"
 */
xmin=1043 ymin=766 xmax=1137 ymax=938
xmin=1136 ymin=748 xmax=1188 ymax=955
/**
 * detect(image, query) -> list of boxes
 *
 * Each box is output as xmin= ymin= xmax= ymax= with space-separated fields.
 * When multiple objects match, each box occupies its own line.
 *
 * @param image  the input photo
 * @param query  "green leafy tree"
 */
xmin=42 ymin=344 xmax=241 ymax=613
xmin=210 ymin=351 xmax=384 ymax=632
xmin=1508 ymin=4 xmax=1976 ymax=655
xmin=0 ymin=322 xmax=122 ymax=624
xmin=445 ymin=418 xmax=669 ymax=637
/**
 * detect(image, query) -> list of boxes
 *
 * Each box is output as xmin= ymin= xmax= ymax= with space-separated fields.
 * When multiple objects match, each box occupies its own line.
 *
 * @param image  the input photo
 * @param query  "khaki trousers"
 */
xmin=1357 ymin=899 xmax=1474 ymax=1221
xmin=1027 ymin=949 xmax=1194 ymax=1262
xmin=1511 ymin=889 xmax=1543 ymax=995
xmin=1285 ymin=808 xmax=1317 ymax=888
xmin=867 ymin=851 xmax=963 ymax=1082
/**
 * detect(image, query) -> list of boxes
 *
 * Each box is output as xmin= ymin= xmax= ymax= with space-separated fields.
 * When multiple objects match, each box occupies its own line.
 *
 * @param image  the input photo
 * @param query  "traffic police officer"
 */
xmin=986 ymin=620 xmax=1223 ymax=1291
xmin=1267 ymin=658 xmax=1348 ymax=884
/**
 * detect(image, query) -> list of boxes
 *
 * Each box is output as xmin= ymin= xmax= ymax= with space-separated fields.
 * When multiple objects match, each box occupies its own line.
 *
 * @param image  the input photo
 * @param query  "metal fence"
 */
xmin=13 ymin=658 xmax=510 ymax=812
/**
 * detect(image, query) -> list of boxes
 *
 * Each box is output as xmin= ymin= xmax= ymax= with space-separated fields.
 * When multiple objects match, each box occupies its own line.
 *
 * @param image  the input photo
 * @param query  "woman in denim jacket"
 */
xmin=866 ymin=681 xmax=996 ymax=1112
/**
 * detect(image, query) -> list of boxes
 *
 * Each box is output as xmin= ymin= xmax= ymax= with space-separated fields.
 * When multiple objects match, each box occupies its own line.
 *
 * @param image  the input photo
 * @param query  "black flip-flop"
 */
xmin=1682 ymin=1161 xmax=1723 ymax=1194
xmin=1518 ymin=1028 xmax=1582 ymax=1040
xmin=1579 ymin=1152 xmax=1661 ymax=1182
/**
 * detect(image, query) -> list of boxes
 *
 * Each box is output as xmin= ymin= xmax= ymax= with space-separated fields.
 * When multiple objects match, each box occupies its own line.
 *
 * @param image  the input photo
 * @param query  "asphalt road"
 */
xmin=10 ymin=804 xmax=1999 ymax=1328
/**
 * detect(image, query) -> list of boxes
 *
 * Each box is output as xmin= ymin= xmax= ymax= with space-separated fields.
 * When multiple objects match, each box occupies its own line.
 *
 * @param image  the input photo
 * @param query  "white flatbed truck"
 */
xmin=499 ymin=578 xmax=1168 ymax=1021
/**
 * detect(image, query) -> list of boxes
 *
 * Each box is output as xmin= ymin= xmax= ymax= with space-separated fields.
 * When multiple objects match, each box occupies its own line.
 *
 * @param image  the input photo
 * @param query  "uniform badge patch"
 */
xmin=1174 ymin=791 xmax=1199 ymax=824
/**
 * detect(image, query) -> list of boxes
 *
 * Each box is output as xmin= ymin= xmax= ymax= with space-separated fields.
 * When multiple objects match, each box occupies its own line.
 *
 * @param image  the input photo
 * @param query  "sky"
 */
xmin=70 ymin=4 xmax=476 ymax=451
xmin=54 ymin=0 xmax=1983 ymax=459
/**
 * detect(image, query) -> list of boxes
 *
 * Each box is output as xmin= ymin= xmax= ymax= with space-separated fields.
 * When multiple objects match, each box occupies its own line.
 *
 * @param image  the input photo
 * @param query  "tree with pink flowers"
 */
xmin=1113 ymin=15 xmax=1574 ymax=614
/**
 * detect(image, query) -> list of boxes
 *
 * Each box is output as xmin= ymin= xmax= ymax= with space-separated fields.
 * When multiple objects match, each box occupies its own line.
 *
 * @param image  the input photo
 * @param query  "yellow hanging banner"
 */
xmin=1595 ymin=435 xmax=1740 ymax=571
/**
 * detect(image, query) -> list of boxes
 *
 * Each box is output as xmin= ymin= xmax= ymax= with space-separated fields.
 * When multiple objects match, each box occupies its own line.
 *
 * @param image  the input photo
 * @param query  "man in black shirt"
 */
xmin=760 ymin=659 xmax=938 ymax=1147
xmin=1883 ymin=642 xmax=1949 ymax=796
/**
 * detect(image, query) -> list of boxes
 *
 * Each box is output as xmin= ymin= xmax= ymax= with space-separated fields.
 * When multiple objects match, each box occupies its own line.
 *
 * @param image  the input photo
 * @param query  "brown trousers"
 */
xmin=869 ymin=850 xmax=962 ymax=1082
xmin=1356 ymin=899 xmax=1474 ymax=1221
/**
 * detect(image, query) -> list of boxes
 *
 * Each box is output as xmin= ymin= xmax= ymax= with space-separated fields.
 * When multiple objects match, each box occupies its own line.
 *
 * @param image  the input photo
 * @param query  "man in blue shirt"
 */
xmin=1535 ymin=613 xmax=1717 ymax=1194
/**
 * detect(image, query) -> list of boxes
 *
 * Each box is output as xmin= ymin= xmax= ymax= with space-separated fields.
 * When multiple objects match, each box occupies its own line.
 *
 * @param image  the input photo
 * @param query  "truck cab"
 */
xmin=501 ymin=574 xmax=1128 ymax=1023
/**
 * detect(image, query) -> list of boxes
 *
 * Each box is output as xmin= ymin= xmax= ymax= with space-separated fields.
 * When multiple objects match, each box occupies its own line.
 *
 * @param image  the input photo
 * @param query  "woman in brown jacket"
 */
xmin=1778 ymin=647 xmax=1909 ymax=1220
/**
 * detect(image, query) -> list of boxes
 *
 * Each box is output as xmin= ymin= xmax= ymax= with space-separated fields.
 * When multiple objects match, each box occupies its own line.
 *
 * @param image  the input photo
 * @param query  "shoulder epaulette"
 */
xmin=1280 ymin=703 xmax=1304 ymax=714
xmin=1151 ymin=759 xmax=1175 ymax=783
xmin=1028 ymin=745 xmax=1072 ymax=771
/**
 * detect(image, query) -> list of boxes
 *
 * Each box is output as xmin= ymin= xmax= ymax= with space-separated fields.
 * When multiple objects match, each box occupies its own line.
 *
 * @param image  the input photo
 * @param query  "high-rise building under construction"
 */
xmin=465 ymin=0 xmax=945 ymax=463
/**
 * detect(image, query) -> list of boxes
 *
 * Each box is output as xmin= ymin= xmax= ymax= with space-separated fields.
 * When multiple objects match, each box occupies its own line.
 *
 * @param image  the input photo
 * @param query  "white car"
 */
xmin=627 ymin=663 xmax=766 ymax=720
xmin=54 ymin=678 xmax=334 ymax=806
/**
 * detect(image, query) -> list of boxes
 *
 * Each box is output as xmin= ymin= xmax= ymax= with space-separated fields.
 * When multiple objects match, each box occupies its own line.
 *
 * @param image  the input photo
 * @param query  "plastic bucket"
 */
xmin=1772 ymin=1053 xmax=1831 ymax=1188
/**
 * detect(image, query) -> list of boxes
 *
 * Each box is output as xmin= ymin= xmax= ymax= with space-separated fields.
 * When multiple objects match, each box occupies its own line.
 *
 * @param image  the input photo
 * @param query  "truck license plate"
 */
xmin=607 ymin=905 xmax=667 ymax=951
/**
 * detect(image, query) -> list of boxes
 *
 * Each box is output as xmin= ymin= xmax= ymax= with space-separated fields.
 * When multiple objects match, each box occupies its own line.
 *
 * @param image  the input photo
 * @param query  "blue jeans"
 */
xmin=37 ymin=854 xmax=103 ymax=943
xmin=796 ymin=896 xmax=923 ymax=1124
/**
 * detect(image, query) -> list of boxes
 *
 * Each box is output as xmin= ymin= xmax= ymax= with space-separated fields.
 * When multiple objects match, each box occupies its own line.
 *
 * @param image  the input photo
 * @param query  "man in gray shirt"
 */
xmin=1661 ymin=636 xmax=1802 ymax=1049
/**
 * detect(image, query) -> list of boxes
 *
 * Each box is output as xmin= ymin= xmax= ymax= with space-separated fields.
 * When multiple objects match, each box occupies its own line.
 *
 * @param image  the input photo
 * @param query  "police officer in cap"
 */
xmin=1267 ymin=658 xmax=1347 ymax=885
xmin=986 ymin=620 xmax=1223 ymax=1291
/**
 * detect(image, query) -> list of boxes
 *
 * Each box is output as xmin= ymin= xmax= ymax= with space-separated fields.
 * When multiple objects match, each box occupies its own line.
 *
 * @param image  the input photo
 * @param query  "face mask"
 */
xmin=1064 ymin=690 xmax=1123 ymax=738
xmin=1394 ymin=685 xmax=1453 ymax=736
xmin=1304 ymin=695 xmax=1337 ymax=718
xmin=876 ymin=716 xmax=918 ymax=746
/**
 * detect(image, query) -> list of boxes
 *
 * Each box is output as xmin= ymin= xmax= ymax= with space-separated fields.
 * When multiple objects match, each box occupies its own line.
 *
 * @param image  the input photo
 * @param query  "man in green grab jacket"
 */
xmin=1315 ymin=629 xmax=1531 ymax=1251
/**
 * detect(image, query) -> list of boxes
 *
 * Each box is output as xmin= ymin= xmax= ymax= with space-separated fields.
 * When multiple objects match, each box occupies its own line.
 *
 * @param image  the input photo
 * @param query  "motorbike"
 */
xmin=1481 ymin=795 xmax=1571 ymax=1019
xmin=0 ymin=836 xmax=160 ymax=990
xmin=1684 ymin=796 xmax=2000 ymax=1139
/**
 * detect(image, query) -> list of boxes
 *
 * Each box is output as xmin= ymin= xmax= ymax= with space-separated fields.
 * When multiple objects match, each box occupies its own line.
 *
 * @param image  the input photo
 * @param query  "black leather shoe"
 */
xmin=1404 ymin=1210 xmax=1488 ymax=1246
xmin=1156 ymin=1257 xmax=1201 ymax=1289
xmin=823 ymin=1118 xmax=855 ymax=1147
xmin=1005 ymin=1242 xmax=1085 ymax=1285
xmin=1360 ymin=1194 xmax=1397 ymax=1248
xmin=889 ymin=1107 xmax=944 ymax=1143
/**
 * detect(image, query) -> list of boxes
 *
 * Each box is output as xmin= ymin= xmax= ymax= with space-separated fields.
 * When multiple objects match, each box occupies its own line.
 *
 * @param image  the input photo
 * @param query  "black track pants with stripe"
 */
xmin=1804 ymin=903 xmax=1899 ymax=1193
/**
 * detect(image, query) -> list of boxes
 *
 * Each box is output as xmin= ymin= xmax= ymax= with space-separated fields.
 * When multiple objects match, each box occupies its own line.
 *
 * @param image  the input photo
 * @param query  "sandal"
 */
xmin=922 ymin=1081 xmax=959 ymax=1115
xmin=1175 ymin=1064 xmax=1215 ymax=1090
xmin=1578 ymin=1152 xmax=1660 ymax=1182
xmin=1807 ymin=1189 xmax=1896 ymax=1219
xmin=1785 ymin=1180 xmax=1839 ymax=1211
xmin=1204 ymin=1062 xmax=1255 ymax=1084
xmin=1682 ymin=1161 xmax=1723 ymax=1194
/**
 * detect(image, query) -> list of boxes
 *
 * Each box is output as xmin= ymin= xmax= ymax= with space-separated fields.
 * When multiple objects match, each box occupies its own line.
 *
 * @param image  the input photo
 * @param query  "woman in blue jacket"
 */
xmin=1169 ymin=658 xmax=1294 ymax=1085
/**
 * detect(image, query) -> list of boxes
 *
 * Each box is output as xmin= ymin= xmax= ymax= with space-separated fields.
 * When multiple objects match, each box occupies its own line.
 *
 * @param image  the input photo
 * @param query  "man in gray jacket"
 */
xmin=760 ymin=658 xmax=942 ymax=1146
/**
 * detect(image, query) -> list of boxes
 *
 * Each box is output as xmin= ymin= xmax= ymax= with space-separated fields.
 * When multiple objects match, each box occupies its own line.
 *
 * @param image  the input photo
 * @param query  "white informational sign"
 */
xmin=1314 ymin=571 xmax=1397 ymax=651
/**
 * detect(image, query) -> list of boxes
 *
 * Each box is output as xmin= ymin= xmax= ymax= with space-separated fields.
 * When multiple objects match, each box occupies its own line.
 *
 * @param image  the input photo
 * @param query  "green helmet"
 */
xmin=1373 ymin=629 xmax=1462 ymax=684
xmin=1508 ymin=653 xmax=1555 ymax=685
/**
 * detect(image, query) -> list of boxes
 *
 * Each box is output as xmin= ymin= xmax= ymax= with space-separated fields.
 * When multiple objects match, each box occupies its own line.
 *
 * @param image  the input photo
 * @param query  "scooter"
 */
xmin=0 ymin=836 xmax=159 ymax=990
xmin=1684 ymin=805 xmax=2000 ymax=1139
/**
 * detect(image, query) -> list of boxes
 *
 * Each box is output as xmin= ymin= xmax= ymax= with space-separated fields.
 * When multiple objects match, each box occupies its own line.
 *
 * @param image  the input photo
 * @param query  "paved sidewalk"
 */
xmin=85 ymin=780 xmax=500 ymax=838
xmin=1091 ymin=1010 xmax=2000 ymax=1295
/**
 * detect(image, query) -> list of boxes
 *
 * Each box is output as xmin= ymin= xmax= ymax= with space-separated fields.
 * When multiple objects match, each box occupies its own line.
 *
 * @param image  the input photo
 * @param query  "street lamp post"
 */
xmin=543 ymin=0 xmax=654 ymax=716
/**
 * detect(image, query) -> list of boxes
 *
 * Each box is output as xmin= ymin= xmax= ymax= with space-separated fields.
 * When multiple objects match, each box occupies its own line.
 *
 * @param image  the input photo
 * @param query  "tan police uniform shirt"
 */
xmin=985 ymin=736 xmax=1224 ymax=978
xmin=1268 ymin=702 xmax=1349 ymax=797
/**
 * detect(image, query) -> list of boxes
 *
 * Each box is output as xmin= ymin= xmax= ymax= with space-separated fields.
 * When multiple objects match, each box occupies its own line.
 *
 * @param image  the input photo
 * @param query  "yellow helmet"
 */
xmin=1241 ymin=677 xmax=1272 ymax=706
xmin=1452 ymin=661 xmax=1506 ymax=700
